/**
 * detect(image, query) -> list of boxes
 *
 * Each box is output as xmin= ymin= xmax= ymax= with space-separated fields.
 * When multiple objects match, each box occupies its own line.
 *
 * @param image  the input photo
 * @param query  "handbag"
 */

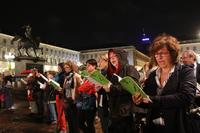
xmin=186 ymin=100 xmax=200 ymax=120
xmin=76 ymin=93 xmax=96 ymax=110
xmin=187 ymin=84 xmax=200 ymax=120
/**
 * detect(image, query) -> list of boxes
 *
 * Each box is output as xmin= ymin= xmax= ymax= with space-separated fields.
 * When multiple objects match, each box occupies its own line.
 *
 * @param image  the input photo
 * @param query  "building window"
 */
xmin=193 ymin=46 xmax=197 ymax=51
xmin=2 ymin=51 xmax=5 ymax=59
xmin=54 ymin=59 xmax=57 ymax=64
xmin=3 ymin=39 xmax=7 ymax=44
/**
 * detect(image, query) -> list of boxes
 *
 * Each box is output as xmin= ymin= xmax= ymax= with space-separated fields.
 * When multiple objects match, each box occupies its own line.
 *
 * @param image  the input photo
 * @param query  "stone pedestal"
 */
xmin=14 ymin=56 xmax=46 ymax=75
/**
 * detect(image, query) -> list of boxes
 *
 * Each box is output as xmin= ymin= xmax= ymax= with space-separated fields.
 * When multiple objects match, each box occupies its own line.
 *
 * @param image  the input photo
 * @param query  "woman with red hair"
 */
xmin=103 ymin=48 xmax=140 ymax=133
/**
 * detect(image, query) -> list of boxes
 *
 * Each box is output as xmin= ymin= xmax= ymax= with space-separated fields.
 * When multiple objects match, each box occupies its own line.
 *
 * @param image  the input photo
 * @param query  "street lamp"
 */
xmin=4 ymin=52 xmax=15 ymax=71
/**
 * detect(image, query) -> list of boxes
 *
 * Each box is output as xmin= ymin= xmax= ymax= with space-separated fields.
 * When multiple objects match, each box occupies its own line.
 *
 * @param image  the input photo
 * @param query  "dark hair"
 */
xmin=86 ymin=59 xmax=97 ymax=68
xmin=58 ymin=62 xmax=64 ymax=71
xmin=149 ymin=33 xmax=180 ymax=65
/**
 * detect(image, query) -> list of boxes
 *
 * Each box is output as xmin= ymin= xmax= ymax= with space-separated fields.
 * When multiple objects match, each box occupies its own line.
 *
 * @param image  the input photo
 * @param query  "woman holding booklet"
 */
xmin=77 ymin=59 xmax=98 ymax=133
xmin=132 ymin=34 xmax=196 ymax=133
xmin=63 ymin=60 xmax=82 ymax=133
xmin=54 ymin=63 xmax=67 ymax=133
xmin=102 ymin=48 xmax=140 ymax=133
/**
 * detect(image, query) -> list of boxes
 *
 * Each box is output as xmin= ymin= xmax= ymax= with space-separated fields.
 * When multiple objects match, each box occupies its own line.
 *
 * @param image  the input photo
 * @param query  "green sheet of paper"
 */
xmin=80 ymin=70 xmax=89 ymax=77
xmin=40 ymin=74 xmax=61 ymax=90
xmin=89 ymin=70 xmax=110 ymax=85
xmin=114 ymin=74 xmax=148 ymax=98
xmin=49 ymin=79 xmax=61 ymax=90
xmin=80 ymin=70 xmax=110 ymax=86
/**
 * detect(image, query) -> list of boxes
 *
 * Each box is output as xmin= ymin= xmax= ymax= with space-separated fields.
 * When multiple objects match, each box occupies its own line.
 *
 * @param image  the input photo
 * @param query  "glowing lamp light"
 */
xmin=142 ymin=38 xmax=150 ymax=41
xmin=4 ymin=52 xmax=15 ymax=70
xmin=4 ymin=52 xmax=15 ymax=60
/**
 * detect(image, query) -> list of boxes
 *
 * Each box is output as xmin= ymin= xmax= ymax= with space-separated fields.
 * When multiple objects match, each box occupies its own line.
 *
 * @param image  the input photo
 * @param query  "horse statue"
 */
xmin=11 ymin=25 xmax=43 ymax=57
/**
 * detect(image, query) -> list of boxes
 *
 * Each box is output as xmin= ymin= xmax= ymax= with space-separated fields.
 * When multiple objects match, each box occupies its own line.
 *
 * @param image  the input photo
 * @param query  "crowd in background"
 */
xmin=0 ymin=71 xmax=15 ymax=110
xmin=1 ymin=33 xmax=200 ymax=133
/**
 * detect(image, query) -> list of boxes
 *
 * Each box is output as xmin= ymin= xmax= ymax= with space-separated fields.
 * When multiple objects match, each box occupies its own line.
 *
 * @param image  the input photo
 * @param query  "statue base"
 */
xmin=14 ymin=56 xmax=46 ymax=75
xmin=14 ymin=56 xmax=46 ymax=62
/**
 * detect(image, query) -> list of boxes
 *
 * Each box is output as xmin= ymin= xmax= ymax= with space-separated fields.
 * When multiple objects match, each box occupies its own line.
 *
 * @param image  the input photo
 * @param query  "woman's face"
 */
xmin=98 ymin=58 xmax=108 ymax=70
xmin=47 ymin=73 xmax=53 ymax=79
xmin=64 ymin=64 xmax=71 ymax=73
xmin=86 ymin=63 xmax=96 ymax=73
xmin=109 ymin=52 xmax=119 ymax=68
xmin=58 ymin=66 xmax=62 ymax=72
xmin=154 ymin=47 xmax=172 ymax=69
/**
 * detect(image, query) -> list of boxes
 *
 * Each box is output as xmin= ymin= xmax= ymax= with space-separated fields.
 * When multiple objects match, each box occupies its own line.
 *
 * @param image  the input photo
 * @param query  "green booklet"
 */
xmin=80 ymin=70 xmax=89 ymax=77
xmin=40 ymin=74 xmax=61 ymax=91
xmin=80 ymin=70 xmax=110 ymax=86
xmin=114 ymin=74 xmax=148 ymax=98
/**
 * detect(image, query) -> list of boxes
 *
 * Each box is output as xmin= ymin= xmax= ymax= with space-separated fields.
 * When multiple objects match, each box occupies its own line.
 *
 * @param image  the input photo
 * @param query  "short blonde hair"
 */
xmin=98 ymin=54 xmax=108 ymax=62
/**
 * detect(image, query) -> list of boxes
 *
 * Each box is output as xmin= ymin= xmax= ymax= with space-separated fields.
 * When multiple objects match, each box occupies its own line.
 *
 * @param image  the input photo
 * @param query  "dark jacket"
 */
xmin=196 ymin=63 xmax=200 ymax=84
xmin=45 ymin=84 xmax=56 ymax=102
xmin=54 ymin=71 xmax=65 ymax=88
xmin=107 ymin=48 xmax=140 ymax=119
xmin=143 ymin=63 xmax=196 ymax=133
xmin=27 ymin=76 xmax=45 ymax=93
xmin=97 ymin=69 xmax=109 ymax=116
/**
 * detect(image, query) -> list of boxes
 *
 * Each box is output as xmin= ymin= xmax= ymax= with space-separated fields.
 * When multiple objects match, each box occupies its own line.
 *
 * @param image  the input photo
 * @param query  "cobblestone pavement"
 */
xmin=0 ymin=89 xmax=103 ymax=133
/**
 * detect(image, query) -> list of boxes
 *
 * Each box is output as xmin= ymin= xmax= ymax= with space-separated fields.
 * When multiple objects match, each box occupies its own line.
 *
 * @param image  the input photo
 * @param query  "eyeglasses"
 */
xmin=64 ymin=66 xmax=70 ymax=69
xmin=154 ymin=52 xmax=169 ymax=57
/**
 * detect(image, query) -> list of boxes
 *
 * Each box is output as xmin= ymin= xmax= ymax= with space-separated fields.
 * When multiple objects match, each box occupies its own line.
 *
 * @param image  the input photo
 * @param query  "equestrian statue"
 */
xmin=11 ymin=25 xmax=43 ymax=57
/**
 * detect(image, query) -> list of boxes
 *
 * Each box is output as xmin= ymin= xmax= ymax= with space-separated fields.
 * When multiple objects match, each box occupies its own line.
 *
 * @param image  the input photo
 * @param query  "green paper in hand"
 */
xmin=49 ymin=79 xmax=61 ymax=91
xmin=114 ymin=74 xmax=148 ymax=98
xmin=80 ymin=70 xmax=110 ymax=86
xmin=80 ymin=70 xmax=89 ymax=77
xmin=40 ymin=74 xmax=61 ymax=90
xmin=89 ymin=70 xmax=110 ymax=85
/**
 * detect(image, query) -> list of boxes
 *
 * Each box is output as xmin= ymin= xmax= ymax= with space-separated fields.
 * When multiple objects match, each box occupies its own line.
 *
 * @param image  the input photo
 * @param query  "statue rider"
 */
xmin=24 ymin=25 xmax=32 ymax=40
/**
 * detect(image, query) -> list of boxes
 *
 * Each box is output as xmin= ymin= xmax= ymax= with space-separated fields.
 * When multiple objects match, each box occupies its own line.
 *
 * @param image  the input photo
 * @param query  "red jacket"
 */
xmin=78 ymin=80 xmax=96 ymax=95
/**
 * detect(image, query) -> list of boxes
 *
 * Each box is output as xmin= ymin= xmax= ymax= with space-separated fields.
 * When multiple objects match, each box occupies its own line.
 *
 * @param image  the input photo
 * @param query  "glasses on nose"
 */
xmin=154 ymin=52 xmax=169 ymax=57
xmin=64 ymin=66 xmax=70 ymax=69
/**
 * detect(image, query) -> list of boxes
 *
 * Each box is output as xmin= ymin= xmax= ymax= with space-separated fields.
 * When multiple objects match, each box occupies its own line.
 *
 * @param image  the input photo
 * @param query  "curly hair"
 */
xmin=64 ymin=60 xmax=79 ymax=73
xmin=149 ymin=33 xmax=180 ymax=65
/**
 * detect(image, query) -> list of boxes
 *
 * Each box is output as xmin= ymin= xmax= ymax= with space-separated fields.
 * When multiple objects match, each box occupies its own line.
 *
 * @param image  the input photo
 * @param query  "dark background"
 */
xmin=1 ymin=0 xmax=200 ymax=54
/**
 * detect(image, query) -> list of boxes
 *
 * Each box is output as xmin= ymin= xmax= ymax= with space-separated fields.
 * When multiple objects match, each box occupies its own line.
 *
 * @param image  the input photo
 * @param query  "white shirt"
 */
xmin=155 ymin=66 xmax=175 ymax=95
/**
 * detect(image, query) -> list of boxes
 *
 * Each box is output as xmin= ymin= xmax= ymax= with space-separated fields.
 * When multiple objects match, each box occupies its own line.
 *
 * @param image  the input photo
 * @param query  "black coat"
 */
xmin=108 ymin=64 xmax=140 ymax=119
xmin=143 ymin=63 xmax=196 ymax=133
xmin=196 ymin=63 xmax=200 ymax=84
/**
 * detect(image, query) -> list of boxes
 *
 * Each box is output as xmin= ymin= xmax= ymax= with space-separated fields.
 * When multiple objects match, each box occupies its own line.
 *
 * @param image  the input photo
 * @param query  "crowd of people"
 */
xmin=1 ymin=33 xmax=200 ymax=133
xmin=0 ymin=71 xmax=15 ymax=110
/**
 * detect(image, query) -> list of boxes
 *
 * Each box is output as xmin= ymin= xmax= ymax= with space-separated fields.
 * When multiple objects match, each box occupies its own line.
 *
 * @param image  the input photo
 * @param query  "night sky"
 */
xmin=1 ymin=1 xmax=200 ymax=54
